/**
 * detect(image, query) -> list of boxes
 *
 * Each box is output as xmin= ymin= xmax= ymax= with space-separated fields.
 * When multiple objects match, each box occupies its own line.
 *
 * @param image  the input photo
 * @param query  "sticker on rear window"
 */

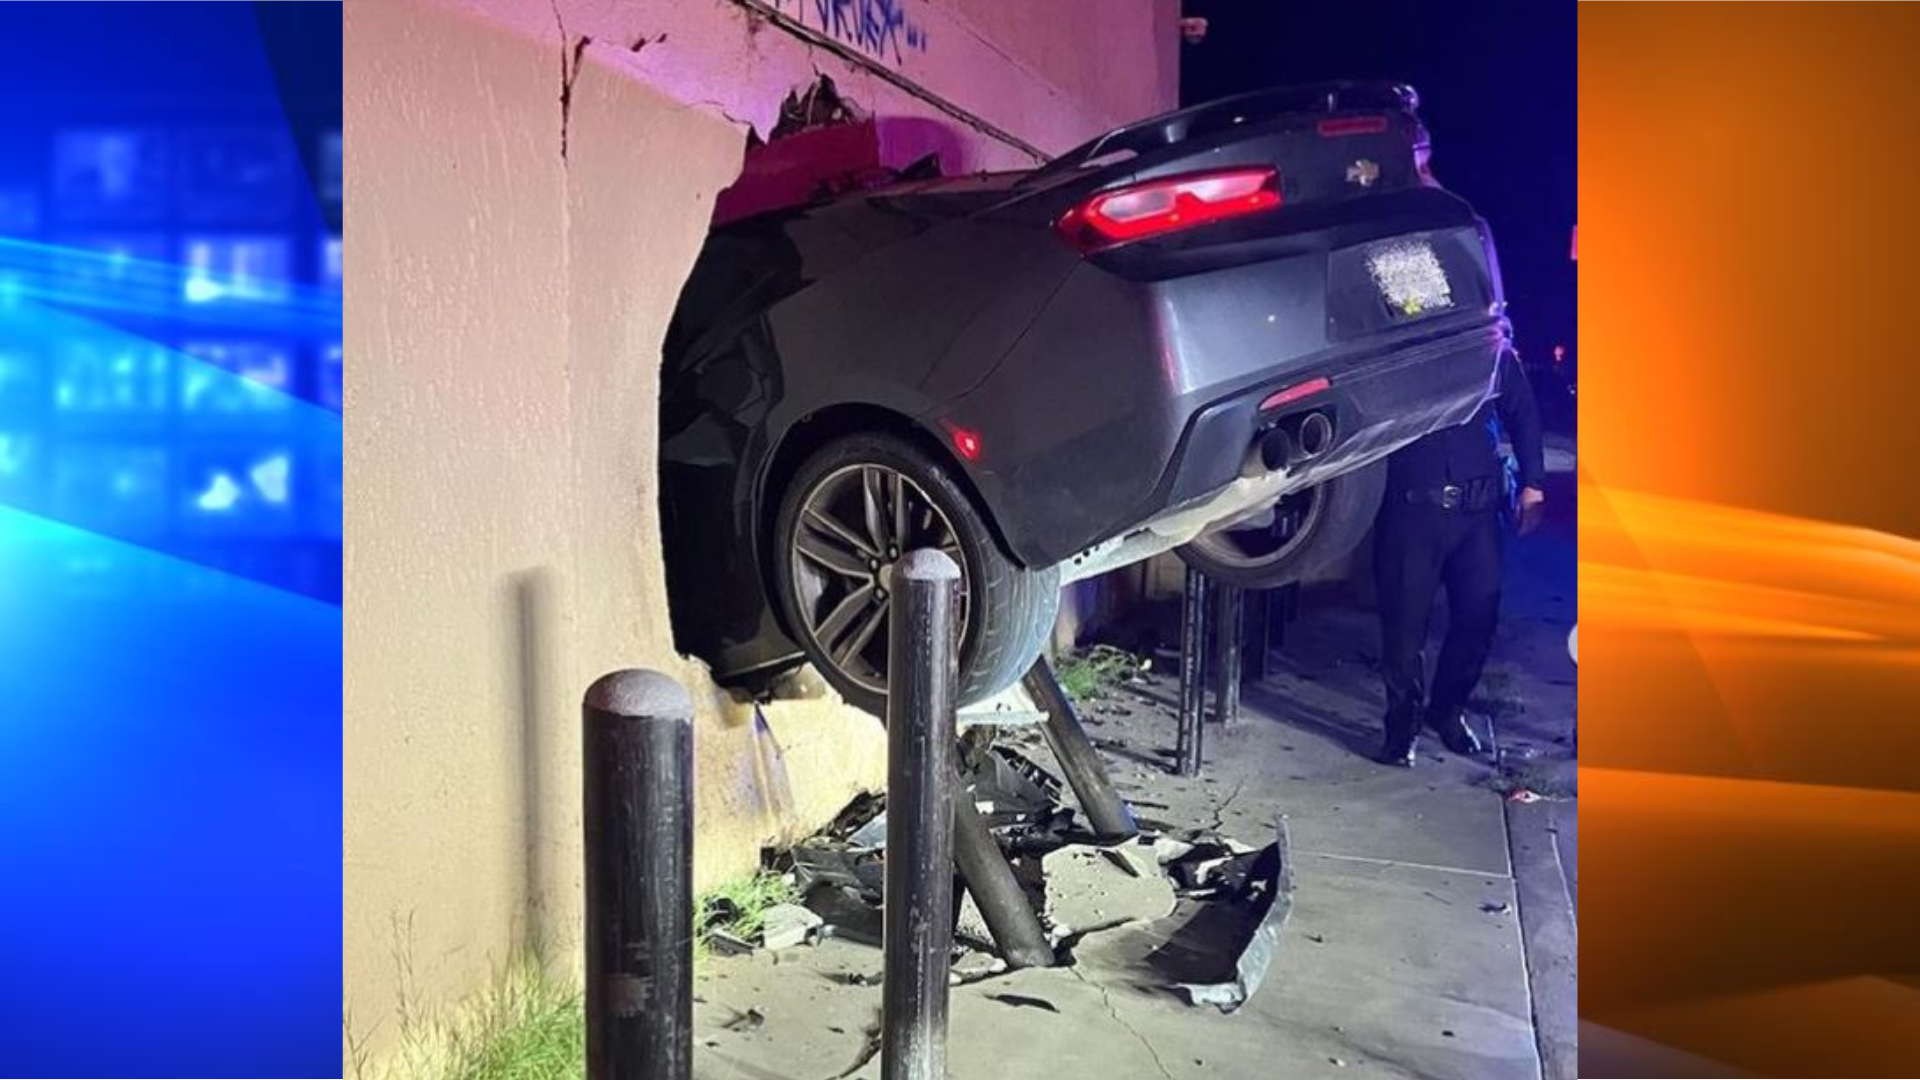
xmin=1367 ymin=239 xmax=1453 ymax=317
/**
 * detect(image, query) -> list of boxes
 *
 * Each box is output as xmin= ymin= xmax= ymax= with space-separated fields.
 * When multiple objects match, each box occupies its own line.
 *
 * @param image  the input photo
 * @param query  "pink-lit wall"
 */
xmin=439 ymin=0 xmax=1179 ymax=170
xmin=346 ymin=0 xmax=1178 ymax=1070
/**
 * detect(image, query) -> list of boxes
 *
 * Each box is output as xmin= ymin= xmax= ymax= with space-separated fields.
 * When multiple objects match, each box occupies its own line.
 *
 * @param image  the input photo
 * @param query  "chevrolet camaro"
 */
xmin=661 ymin=83 xmax=1511 ymax=715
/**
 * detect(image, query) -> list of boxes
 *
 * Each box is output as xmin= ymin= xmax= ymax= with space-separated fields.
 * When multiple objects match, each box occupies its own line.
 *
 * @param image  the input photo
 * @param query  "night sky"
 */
xmin=1182 ymin=0 xmax=1576 ymax=363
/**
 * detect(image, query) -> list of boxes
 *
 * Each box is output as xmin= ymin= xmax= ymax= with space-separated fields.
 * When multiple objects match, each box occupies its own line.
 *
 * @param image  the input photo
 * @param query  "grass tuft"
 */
xmin=698 ymin=869 xmax=800 ymax=946
xmin=438 ymin=967 xmax=583 ymax=1080
xmin=1486 ymin=760 xmax=1578 ymax=799
xmin=1053 ymin=645 xmax=1142 ymax=702
xmin=353 ymin=872 xmax=800 ymax=1079
xmin=348 ymin=961 xmax=584 ymax=1080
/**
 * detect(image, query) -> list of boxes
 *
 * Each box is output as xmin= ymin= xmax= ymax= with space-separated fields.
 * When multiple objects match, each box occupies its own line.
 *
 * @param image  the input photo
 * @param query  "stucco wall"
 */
xmin=345 ymin=0 xmax=1177 ymax=1068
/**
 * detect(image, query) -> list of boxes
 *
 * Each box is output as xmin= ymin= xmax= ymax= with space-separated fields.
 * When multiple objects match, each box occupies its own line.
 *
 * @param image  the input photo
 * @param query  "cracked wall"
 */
xmin=344 ymin=0 xmax=1176 ymax=1070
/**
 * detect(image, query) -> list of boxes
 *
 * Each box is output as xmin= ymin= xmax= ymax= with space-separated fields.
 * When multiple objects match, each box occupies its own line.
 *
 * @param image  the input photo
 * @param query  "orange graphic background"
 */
xmin=1582 ymin=4 xmax=1920 ymax=1075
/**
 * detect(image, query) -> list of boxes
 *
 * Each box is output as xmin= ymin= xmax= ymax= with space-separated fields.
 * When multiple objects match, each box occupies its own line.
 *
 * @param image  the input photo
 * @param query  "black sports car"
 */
xmin=661 ymin=83 xmax=1511 ymax=715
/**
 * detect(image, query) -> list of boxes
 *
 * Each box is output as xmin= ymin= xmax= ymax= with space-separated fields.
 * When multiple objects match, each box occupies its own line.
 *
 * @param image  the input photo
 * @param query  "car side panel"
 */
xmin=924 ymin=264 xmax=1183 ymax=568
xmin=661 ymin=199 xmax=1074 ymax=682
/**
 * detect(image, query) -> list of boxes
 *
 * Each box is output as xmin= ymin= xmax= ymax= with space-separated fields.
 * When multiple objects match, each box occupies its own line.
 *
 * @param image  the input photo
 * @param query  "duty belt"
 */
xmin=1402 ymin=477 xmax=1503 ymax=511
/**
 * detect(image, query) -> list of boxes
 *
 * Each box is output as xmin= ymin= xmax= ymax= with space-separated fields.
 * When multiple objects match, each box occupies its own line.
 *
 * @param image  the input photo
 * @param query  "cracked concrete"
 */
xmin=1074 ymin=966 xmax=1180 ymax=1080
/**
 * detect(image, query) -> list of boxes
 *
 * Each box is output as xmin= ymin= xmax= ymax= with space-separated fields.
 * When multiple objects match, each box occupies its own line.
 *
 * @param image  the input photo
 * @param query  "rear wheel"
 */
xmin=1175 ymin=462 xmax=1386 ymax=588
xmin=773 ymin=432 xmax=1059 ymax=717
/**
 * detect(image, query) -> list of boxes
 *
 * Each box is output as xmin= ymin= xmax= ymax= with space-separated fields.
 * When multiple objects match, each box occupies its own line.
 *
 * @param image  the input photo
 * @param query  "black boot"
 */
xmin=1426 ymin=708 xmax=1484 ymax=757
xmin=1377 ymin=714 xmax=1419 ymax=768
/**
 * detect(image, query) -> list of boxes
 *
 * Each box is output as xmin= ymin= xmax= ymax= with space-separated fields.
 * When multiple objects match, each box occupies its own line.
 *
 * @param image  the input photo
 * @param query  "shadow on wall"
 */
xmin=509 ymin=567 xmax=556 ymax=960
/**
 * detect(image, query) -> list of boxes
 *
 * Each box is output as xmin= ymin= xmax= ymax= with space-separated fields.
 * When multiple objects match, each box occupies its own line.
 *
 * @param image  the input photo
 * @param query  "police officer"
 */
xmin=1374 ymin=348 xmax=1545 ymax=767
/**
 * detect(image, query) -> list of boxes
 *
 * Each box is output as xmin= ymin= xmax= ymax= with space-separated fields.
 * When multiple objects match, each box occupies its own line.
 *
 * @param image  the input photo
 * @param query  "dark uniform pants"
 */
xmin=1374 ymin=498 xmax=1504 ymax=740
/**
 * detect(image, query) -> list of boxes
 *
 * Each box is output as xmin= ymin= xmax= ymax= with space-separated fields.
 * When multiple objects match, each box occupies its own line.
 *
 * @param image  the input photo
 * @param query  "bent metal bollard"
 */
xmin=1022 ymin=656 xmax=1138 ymax=842
xmin=883 ymin=550 xmax=962 ymax=1080
xmin=583 ymin=670 xmax=694 ymax=1080
xmin=951 ymin=788 xmax=1055 ymax=970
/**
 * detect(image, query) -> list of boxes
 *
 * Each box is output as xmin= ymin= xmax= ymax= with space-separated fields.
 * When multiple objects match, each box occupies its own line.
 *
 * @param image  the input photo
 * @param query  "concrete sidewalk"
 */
xmin=688 ymin=570 xmax=1577 ymax=1080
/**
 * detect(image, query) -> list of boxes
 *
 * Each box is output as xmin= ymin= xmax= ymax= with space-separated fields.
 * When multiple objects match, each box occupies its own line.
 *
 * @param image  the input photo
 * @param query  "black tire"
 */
xmin=1175 ymin=462 xmax=1387 ymax=588
xmin=772 ymin=432 xmax=1060 ymax=717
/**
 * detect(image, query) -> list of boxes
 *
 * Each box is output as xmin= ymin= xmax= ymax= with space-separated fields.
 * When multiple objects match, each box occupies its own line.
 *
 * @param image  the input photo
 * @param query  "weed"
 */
xmin=1486 ymin=761 xmax=1577 ymax=799
xmin=697 ymin=869 xmax=800 ymax=947
xmin=1054 ymin=645 xmax=1142 ymax=702
xmin=349 ymin=872 xmax=798 ymax=1079
xmin=438 ymin=968 xmax=583 ymax=1080
xmin=348 ymin=960 xmax=582 ymax=1080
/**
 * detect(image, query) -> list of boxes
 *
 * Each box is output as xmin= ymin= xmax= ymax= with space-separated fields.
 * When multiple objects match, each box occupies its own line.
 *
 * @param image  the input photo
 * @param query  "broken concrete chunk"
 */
xmin=953 ymin=955 xmax=1008 ymax=982
xmin=706 ymin=929 xmax=755 ymax=956
xmin=1042 ymin=842 xmax=1176 ymax=934
xmin=759 ymin=902 xmax=824 ymax=950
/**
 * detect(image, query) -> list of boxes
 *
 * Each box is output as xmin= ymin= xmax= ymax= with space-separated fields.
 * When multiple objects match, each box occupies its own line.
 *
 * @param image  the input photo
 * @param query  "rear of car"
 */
xmin=661 ymin=82 xmax=1509 ymax=704
xmin=925 ymin=82 xmax=1508 ymax=571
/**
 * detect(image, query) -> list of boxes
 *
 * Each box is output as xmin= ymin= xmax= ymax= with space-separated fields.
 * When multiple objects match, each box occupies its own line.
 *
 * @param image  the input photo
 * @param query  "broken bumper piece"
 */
xmin=1175 ymin=819 xmax=1296 ymax=1013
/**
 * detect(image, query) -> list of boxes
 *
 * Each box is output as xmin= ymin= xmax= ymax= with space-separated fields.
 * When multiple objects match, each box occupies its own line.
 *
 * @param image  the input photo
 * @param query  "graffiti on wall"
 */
xmin=778 ymin=0 xmax=930 ymax=64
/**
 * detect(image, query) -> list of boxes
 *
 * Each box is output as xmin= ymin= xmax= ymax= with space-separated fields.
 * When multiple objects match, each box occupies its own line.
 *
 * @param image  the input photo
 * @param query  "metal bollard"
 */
xmin=1213 ymin=582 xmax=1244 ymax=727
xmin=883 ymin=550 xmax=962 ymax=1080
xmin=1023 ymin=657 xmax=1138 ymax=842
xmin=952 ymin=790 xmax=1055 ymax=969
xmin=1176 ymin=565 xmax=1208 ymax=777
xmin=583 ymin=670 xmax=694 ymax=1080
xmin=1243 ymin=587 xmax=1272 ymax=684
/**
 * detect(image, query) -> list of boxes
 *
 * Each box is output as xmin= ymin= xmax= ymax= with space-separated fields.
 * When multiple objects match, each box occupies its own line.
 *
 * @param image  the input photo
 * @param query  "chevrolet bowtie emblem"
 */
xmin=1347 ymin=159 xmax=1380 ymax=188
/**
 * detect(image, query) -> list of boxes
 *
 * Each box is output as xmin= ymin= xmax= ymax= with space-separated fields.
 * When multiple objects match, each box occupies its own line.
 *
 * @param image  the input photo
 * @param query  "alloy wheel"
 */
xmin=788 ymin=463 xmax=970 ymax=695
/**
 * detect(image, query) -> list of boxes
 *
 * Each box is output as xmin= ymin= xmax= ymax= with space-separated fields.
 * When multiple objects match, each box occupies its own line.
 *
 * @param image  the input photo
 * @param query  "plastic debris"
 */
xmin=1174 ymin=819 xmax=1297 ymax=1013
xmin=846 ymin=811 xmax=888 ymax=850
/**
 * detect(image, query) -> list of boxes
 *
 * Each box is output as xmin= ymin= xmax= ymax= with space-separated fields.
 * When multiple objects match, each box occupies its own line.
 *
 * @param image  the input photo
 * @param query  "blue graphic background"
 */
xmin=0 ymin=4 xmax=340 ymax=1074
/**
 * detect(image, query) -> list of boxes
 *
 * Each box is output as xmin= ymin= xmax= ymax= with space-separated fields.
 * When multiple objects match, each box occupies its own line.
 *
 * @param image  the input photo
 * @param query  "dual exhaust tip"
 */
xmin=1255 ymin=411 xmax=1334 ymax=473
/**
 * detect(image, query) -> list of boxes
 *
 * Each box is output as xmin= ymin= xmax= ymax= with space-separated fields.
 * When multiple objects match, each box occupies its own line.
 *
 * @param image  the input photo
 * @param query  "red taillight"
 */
xmin=1258 ymin=376 xmax=1331 ymax=412
xmin=1055 ymin=167 xmax=1281 ymax=252
xmin=950 ymin=426 xmax=983 ymax=462
xmin=1317 ymin=115 xmax=1389 ymax=137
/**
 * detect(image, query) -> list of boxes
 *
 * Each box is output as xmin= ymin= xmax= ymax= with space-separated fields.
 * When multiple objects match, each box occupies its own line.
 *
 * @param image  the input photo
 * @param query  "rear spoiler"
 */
xmin=1020 ymin=81 xmax=1421 ymax=189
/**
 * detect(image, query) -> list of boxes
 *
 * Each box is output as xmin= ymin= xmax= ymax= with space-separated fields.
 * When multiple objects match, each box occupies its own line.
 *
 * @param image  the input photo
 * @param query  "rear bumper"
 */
xmin=944 ymin=308 xmax=1504 ymax=570
xmin=1157 ymin=316 xmax=1505 ymax=509
xmin=933 ymin=205 xmax=1506 ymax=570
